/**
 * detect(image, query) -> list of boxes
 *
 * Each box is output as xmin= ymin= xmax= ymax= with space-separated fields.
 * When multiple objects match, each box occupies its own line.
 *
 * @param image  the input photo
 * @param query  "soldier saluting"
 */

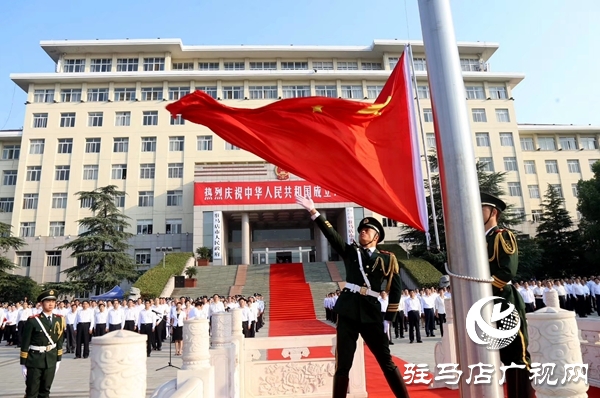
xmin=296 ymin=195 xmax=409 ymax=398
xmin=20 ymin=289 xmax=65 ymax=398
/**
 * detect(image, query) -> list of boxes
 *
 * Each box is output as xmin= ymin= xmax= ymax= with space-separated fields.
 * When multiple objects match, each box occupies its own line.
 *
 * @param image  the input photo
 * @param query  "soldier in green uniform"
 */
xmin=480 ymin=192 xmax=534 ymax=398
xmin=20 ymin=290 xmax=64 ymax=398
xmin=296 ymin=195 xmax=409 ymax=398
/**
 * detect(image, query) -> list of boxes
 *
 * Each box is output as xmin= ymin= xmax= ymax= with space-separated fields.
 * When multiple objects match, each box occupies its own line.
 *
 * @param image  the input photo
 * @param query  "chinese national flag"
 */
xmin=167 ymin=50 xmax=428 ymax=232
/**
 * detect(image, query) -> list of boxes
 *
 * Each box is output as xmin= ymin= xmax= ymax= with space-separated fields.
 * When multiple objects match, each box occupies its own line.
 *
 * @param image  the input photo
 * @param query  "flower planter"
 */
xmin=184 ymin=278 xmax=197 ymax=288
xmin=197 ymin=258 xmax=209 ymax=266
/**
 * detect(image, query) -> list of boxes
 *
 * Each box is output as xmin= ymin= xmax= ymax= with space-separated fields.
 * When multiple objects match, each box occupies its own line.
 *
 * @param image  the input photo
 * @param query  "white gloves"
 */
xmin=295 ymin=195 xmax=315 ymax=212
xmin=55 ymin=362 xmax=60 ymax=374
xmin=21 ymin=365 xmax=27 ymax=380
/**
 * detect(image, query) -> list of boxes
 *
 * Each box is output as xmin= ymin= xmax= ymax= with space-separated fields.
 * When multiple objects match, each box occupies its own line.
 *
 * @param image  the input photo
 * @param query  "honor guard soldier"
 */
xmin=481 ymin=192 xmax=534 ymax=398
xmin=20 ymin=290 xmax=65 ymax=398
xmin=296 ymin=195 xmax=409 ymax=398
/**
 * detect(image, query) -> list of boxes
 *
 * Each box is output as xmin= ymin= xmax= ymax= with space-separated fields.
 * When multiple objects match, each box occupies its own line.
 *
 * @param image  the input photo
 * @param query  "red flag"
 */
xmin=167 ymin=50 xmax=428 ymax=232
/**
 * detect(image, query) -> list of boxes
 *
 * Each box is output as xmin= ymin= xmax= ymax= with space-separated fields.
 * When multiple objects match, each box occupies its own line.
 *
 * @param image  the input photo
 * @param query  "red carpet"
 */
xmin=269 ymin=263 xmax=315 ymax=321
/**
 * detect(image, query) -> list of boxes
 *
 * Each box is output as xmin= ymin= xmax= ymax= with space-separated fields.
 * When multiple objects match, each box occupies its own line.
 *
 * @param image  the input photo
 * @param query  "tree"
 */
xmin=514 ymin=235 xmax=543 ymax=280
xmin=576 ymin=160 xmax=600 ymax=273
xmin=0 ymin=221 xmax=26 ymax=272
xmin=536 ymin=185 xmax=579 ymax=277
xmin=0 ymin=273 xmax=40 ymax=303
xmin=57 ymin=186 xmax=138 ymax=295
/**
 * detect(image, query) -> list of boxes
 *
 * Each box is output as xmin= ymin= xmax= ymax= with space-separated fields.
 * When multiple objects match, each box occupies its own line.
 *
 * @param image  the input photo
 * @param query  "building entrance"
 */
xmin=251 ymin=247 xmax=315 ymax=265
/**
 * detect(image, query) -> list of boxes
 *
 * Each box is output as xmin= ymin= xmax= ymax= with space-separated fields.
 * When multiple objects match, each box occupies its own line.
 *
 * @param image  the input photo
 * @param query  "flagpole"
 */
xmin=407 ymin=44 xmax=441 ymax=250
xmin=417 ymin=1 xmax=503 ymax=397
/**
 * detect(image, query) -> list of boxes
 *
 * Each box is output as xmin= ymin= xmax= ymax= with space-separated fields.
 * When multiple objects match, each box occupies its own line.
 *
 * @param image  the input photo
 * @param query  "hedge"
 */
xmin=132 ymin=252 xmax=193 ymax=299
xmin=377 ymin=244 xmax=442 ymax=288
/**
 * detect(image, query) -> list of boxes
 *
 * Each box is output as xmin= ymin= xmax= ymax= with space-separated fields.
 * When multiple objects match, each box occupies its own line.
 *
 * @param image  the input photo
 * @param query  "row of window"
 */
xmin=32 ymin=111 xmax=183 ymax=128
xmin=416 ymin=85 xmax=507 ymax=100
xmin=504 ymin=182 xmax=575 ymax=199
xmin=477 ymin=158 xmax=598 ymax=174
xmin=520 ymin=136 xmax=599 ymax=151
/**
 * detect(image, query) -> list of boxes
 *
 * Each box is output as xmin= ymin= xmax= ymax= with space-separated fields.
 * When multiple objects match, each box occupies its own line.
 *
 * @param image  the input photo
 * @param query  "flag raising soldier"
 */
xmin=296 ymin=195 xmax=409 ymax=398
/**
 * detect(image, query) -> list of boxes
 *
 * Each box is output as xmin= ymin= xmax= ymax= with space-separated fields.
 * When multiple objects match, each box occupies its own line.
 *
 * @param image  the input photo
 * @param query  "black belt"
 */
xmin=142 ymin=323 xmax=152 ymax=326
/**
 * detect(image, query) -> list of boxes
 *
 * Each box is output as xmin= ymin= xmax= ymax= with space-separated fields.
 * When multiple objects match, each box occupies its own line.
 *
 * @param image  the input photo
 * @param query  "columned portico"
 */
xmin=317 ymin=210 xmax=329 ymax=262
xmin=241 ymin=212 xmax=250 ymax=265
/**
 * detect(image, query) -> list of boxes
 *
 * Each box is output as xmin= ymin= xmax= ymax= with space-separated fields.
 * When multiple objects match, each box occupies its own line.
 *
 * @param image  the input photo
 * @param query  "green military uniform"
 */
xmin=20 ymin=290 xmax=64 ymax=398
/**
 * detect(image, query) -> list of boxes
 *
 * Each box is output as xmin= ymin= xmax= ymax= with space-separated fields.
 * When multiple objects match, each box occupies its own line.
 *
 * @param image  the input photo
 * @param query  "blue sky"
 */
xmin=1 ymin=0 xmax=598 ymax=129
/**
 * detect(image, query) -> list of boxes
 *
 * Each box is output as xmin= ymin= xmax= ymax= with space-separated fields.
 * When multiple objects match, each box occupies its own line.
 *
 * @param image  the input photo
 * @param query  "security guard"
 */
xmin=20 ymin=290 xmax=65 ymax=398
xmin=296 ymin=195 xmax=409 ymax=398
xmin=481 ymin=192 xmax=534 ymax=398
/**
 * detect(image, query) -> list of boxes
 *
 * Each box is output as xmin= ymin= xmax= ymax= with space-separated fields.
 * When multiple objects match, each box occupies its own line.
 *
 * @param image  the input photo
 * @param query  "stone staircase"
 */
xmin=304 ymin=262 xmax=341 ymax=320
xmin=171 ymin=265 xmax=239 ymax=298
xmin=241 ymin=264 xmax=271 ymax=322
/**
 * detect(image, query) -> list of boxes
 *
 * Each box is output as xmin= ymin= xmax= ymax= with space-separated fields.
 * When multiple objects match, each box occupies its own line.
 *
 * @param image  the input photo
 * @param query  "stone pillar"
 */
xmin=241 ymin=212 xmax=250 ymax=265
xmin=90 ymin=330 xmax=147 ymax=398
xmin=230 ymin=308 xmax=244 ymax=398
xmin=527 ymin=290 xmax=589 ymax=398
xmin=318 ymin=210 xmax=328 ymax=262
xmin=182 ymin=318 xmax=211 ymax=370
xmin=211 ymin=312 xmax=235 ymax=398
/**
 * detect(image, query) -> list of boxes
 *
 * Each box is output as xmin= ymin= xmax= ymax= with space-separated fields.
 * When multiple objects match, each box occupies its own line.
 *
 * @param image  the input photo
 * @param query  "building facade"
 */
xmin=4 ymin=39 xmax=599 ymax=282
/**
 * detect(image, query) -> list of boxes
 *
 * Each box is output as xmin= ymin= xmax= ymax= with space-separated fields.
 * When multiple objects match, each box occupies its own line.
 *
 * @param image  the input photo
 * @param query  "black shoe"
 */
xmin=426 ymin=334 xmax=430 ymax=337
xmin=410 ymin=341 xmax=414 ymax=344
xmin=147 ymin=354 xmax=151 ymax=357
xmin=83 ymin=356 xmax=88 ymax=359
xmin=431 ymin=334 xmax=436 ymax=337
xmin=400 ymin=336 xmax=405 ymax=339
xmin=417 ymin=341 xmax=423 ymax=343
xmin=395 ymin=335 xmax=399 ymax=339
xmin=157 ymin=348 xmax=162 ymax=351
xmin=389 ymin=341 xmax=394 ymax=345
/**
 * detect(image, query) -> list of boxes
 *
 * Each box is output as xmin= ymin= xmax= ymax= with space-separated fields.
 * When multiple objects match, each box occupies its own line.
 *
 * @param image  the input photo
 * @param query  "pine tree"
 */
xmin=0 ymin=221 xmax=26 ymax=272
xmin=57 ymin=186 xmax=138 ymax=294
xmin=576 ymin=160 xmax=600 ymax=273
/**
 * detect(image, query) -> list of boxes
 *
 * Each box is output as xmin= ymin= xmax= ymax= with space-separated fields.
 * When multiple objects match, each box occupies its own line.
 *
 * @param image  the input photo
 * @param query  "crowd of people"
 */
xmin=1 ymin=293 xmax=266 ymax=358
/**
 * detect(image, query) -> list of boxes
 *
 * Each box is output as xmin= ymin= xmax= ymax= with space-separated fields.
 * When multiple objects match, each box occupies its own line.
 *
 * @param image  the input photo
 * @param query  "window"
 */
xmin=87 ymin=88 xmax=109 ymax=102
xmin=141 ymin=137 xmax=156 ymax=152
xmin=113 ymin=138 xmax=129 ymax=153
xmin=489 ymin=86 xmax=508 ymax=99
xmin=580 ymin=137 xmax=598 ymax=150
xmin=503 ymin=157 xmax=518 ymax=171
xmin=165 ymin=219 xmax=182 ymax=234
xmin=513 ymin=208 xmax=525 ymax=221
xmin=472 ymin=109 xmax=487 ymax=122
xmin=59 ymin=112 xmax=76 ymax=128
xmin=313 ymin=61 xmax=333 ymax=70
xmin=83 ymin=165 xmax=99 ymax=180
xmin=550 ymin=184 xmax=563 ymax=198
xmin=90 ymin=58 xmax=111 ymax=72
xmin=417 ymin=85 xmax=430 ymax=99
xmin=528 ymin=185 xmax=540 ymax=199
xmin=225 ymin=142 xmax=240 ymax=150
xmin=169 ymin=136 xmax=184 ymax=151
xmin=196 ymin=86 xmax=217 ymax=99
xmin=382 ymin=218 xmax=398 ymax=227
xmin=524 ymin=160 xmax=536 ymax=174
xmin=460 ymin=58 xmax=482 ymax=71
xmin=60 ymin=88 xmax=81 ymax=102
xmin=2 ymin=144 xmax=20 ymax=160
xmin=111 ymin=164 xmax=127 ymax=180
xmin=423 ymin=108 xmax=433 ymax=123
xmin=508 ymin=182 xmax=522 ymax=196
xmin=197 ymin=135 xmax=212 ymax=151
xmin=80 ymin=197 xmax=95 ymax=208
xmin=170 ymin=115 xmax=185 ymax=125
xmin=88 ymin=112 xmax=103 ymax=127
xmin=114 ymin=88 xmax=136 ymax=101
xmin=520 ymin=137 xmax=534 ymax=151
xmin=142 ymin=111 xmax=158 ymax=126
xmin=198 ymin=62 xmax=219 ymax=71
xmin=559 ymin=137 xmax=578 ymax=150
xmin=538 ymin=137 xmax=556 ymax=151
xmin=135 ymin=249 xmax=152 ymax=265
xmin=85 ymin=138 xmax=101 ymax=153
xmin=249 ymin=61 xmax=277 ymax=70
xmin=572 ymin=183 xmax=579 ymax=197
xmin=412 ymin=58 xmax=427 ymax=71
xmin=532 ymin=210 xmax=542 ymax=222
xmin=545 ymin=160 xmax=559 ymax=174
xmin=499 ymin=133 xmax=514 ymax=147
xmin=567 ymin=159 xmax=581 ymax=173
xmin=495 ymin=109 xmax=510 ymax=123
xmin=168 ymin=163 xmax=183 ymax=178
xmin=138 ymin=191 xmax=154 ymax=207
xmin=479 ymin=157 xmax=494 ymax=172
xmin=222 ymin=86 xmax=243 ymax=99
xmin=337 ymin=61 xmax=358 ymax=70
xmin=282 ymin=85 xmax=310 ymax=99
xmin=115 ymin=111 xmax=131 ymax=126
xmin=167 ymin=190 xmax=183 ymax=206
xmin=168 ymin=86 xmax=190 ymax=101
xmin=55 ymin=166 xmax=70 ymax=181
xmin=388 ymin=57 xmax=399 ymax=69
xmin=29 ymin=139 xmax=45 ymax=154
xmin=23 ymin=193 xmax=38 ymax=209
xmin=51 ymin=193 xmax=67 ymax=209
xmin=0 ymin=198 xmax=14 ymax=212
xmin=281 ymin=61 xmax=308 ymax=70
xmin=114 ymin=195 xmax=125 ymax=208
xmin=590 ymin=159 xmax=600 ymax=172
xmin=341 ymin=85 xmax=363 ymax=99
xmin=475 ymin=133 xmax=490 ymax=147
xmin=136 ymin=220 xmax=153 ymax=234
xmin=172 ymin=62 xmax=194 ymax=70
xmin=224 ymin=61 xmax=245 ymax=70
xmin=139 ymin=164 xmax=155 ymax=179
xmin=116 ymin=58 xmax=138 ymax=72
xmin=63 ymin=59 xmax=85 ymax=73
xmin=33 ymin=113 xmax=48 ymax=128
xmin=57 ymin=138 xmax=73 ymax=154
xmin=426 ymin=133 xmax=436 ymax=149
xmin=314 ymin=85 xmax=337 ymax=98
xmin=143 ymin=57 xmax=165 ymax=71
xmin=141 ymin=87 xmax=163 ymax=101
xmin=465 ymin=86 xmax=484 ymax=99
xmin=249 ymin=86 xmax=278 ymax=99
xmin=16 ymin=251 xmax=31 ymax=267
xmin=3 ymin=171 xmax=17 ymax=186
xmin=46 ymin=251 xmax=62 ymax=267
xmin=49 ymin=222 xmax=65 ymax=237
xmin=361 ymin=62 xmax=383 ymax=70
xmin=366 ymin=85 xmax=383 ymax=99
xmin=20 ymin=222 xmax=35 ymax=237
xmin=33 ymin=89 xmax=54 ymax=103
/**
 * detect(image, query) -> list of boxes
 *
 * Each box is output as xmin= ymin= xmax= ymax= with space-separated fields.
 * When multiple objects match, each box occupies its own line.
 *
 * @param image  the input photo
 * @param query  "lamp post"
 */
xmin=155 ymin=247 xmax=173 ymax=268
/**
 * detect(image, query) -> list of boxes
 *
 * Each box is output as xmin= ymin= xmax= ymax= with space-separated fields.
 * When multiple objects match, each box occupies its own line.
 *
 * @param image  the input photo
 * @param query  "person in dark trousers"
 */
xmin=404 ymin=290 xmax=422 ymax=343
xmin=137 ymin=300 xmax=156 ymax=357
xmin=296 ymin=195 xmax=410 ymax=398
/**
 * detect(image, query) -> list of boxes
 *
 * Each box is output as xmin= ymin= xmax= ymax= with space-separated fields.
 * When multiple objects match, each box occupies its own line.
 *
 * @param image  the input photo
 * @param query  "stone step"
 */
xmin=171 ymin=264 xmax=239 ymax=298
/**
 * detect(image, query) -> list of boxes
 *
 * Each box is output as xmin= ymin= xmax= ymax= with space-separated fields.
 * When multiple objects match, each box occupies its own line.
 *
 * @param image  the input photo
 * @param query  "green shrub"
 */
xmin=378 ymin=244 xmax=442 ymax=288
xmin=132 ymin=253 xmax=193 ymax=299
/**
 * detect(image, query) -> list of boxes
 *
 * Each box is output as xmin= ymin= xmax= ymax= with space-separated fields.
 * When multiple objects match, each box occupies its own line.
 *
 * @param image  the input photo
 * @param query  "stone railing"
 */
xmin=578 ymin=317 xmax=600 ymax=388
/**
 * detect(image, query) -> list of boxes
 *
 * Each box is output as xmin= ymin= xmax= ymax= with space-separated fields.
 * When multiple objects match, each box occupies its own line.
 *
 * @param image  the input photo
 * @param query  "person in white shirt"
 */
xmin=404 ymin=290 xmax=423 ymax=343
xmin=151 ymin=298 xmax=166 ymax=351
xmin=421 ymin=289 xmax=436 ymax=337
xmin=188 ymin=301 xmax=207 ymax=320
xmin=65 ymin=304 xmax=77 ymax=353
xmin=378 ymin=292 xmax=392 ymax=345
xmin=208 ymin=294 xmax=225 ymax=320
xmin=572 ymin=279 xmax=587 ymax=318
xmin=554 ymin=280 xmax=567 ymax=309
xmin=17 ymin=302 xmax=33 ymax=347
xmin=74 ymin=301 xmax=95 ymax=358
xmin=542 ymin=281 xmax=556 ymax=307
xmin=533 ymin=281 xmax=546 ymax=309
xmin=94 ymin=303 xmax=109 ymax=337
xmin=171 ymin=302 xmax=186 ymax=355
xmin=434 ymin=288 xmax=447 ymax=337
xmin=582 ymin=280 xmax=592 ymax=315
xmin=138 ymin=300 xmax=157 ymax=357
xmin=123 ymin=300 xmax=138 ymax=331
xmin=238 ymin=298 xmax=253 ymax=338
xmin=107 ymin=300 xmax=125 ymax=332
xmin=394 ymin=291 xmax=408 ymax=339
xmin=564 ymin=279 xmax=574 ymax=311
xmin=519 ymin=282 xmax=536 ymax=313
xmin=593 ymin=278 xmax=600 ymax=317
xmin=5 ymin=304 xmax=19 ymax=346
xmin=247 ymin=296 xmax=259 ymax=337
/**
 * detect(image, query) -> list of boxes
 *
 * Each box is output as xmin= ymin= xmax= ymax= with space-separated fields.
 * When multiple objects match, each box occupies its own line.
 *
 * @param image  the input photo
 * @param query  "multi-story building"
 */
xmin=4 ymin=39 xmax=599 ymax=283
